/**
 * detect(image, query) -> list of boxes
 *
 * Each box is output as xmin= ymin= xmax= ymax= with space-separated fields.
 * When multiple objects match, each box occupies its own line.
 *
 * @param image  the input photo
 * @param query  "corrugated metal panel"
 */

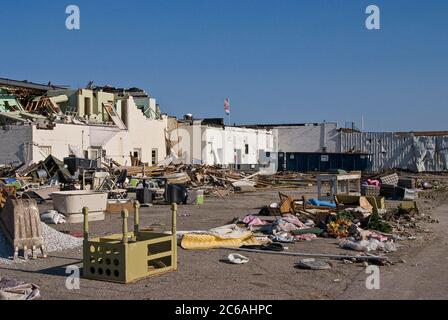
xmin=437 ymin=136 xmax=448 ymax=172
xmin=340 ymin=132 xmax=448 ymax=172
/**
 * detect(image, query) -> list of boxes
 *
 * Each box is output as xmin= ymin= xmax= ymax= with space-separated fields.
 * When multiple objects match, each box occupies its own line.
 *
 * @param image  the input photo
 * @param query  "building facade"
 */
xmin=0 ymin=92 xmax=168 ymax=167
xmin=169 ymin=119 xmax=276 ymax=170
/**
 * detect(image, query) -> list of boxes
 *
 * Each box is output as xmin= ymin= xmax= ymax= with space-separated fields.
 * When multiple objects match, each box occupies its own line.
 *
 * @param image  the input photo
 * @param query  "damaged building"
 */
xmin=168 ymin=118 xmax=276 ymax=171
xmin=246 ymin=122 xmax=448 ymax=173
xmin=1 ymin=77 xmax=447 ymax=174
xmin=0 ymin=79 xmax=168 ymax=167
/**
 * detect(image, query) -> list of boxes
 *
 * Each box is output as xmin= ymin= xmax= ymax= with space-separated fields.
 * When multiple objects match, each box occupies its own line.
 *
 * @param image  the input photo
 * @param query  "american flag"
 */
xmin=224 ymin=98 xmax=230 ymax=115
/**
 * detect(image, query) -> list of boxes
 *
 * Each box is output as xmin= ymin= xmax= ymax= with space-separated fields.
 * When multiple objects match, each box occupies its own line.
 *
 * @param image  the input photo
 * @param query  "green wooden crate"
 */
xmin=82 ymin=202 xmax=177 ymax=284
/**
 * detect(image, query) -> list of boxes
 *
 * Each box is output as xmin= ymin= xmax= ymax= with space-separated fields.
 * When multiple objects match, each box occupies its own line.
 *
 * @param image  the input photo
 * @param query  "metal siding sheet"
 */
xmin=340 ymin=132 xmax=448 ymax=172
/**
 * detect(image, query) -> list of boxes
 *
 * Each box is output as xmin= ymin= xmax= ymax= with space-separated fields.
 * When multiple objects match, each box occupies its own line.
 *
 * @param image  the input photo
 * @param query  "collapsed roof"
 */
xmin=0 ymin=77 xmax=68 ymax=99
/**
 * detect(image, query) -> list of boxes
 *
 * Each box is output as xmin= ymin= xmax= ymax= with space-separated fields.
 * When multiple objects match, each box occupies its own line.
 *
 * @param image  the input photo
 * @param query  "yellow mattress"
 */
xmin=181 ymin=233 xmax=261 ymax=250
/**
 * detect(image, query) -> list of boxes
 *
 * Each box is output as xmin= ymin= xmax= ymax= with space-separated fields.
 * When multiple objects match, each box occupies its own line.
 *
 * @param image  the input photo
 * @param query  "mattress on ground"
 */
xmin=181 ymin=233 xmax=261 ymax=250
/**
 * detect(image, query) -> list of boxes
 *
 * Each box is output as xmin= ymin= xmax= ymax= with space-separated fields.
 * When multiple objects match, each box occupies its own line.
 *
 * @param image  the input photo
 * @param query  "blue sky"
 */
xmin=0 ymin=0 xmax=447 ymax=131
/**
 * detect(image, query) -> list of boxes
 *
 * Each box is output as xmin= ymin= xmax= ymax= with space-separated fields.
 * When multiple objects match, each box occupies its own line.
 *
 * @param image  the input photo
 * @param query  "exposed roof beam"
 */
xmin=0 ymin=77 xmax=69 ymax=91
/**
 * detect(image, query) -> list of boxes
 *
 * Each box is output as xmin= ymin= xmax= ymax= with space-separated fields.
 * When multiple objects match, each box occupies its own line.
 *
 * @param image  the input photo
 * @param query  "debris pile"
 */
xmin=1 ymin=153 xmax=313 ymax=205
xmin=361 ymin=172 xmax=419 ymax=201
xmin=0 ymin=276 xmax=41 ymax=300
xmin=106 ymin=163 xmax=314 ymax=198
xmin=179 ymin=186 xmax=436 ymax=265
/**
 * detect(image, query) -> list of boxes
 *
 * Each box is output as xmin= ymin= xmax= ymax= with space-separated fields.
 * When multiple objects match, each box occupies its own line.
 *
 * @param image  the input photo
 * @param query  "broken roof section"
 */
xmin=0 ymin=77 xmax=70 ymax=126
xmin=0 ymin=77 xmax=68 ymax=92
xmin=0 ymin=77 xmax=69 ymax=106
xmin=0 ymin=89 xmax=47 ymax=125
xmin=47 ymin=88 xmax=118 ymax=126
xmin=0 ymin=77 xmax=166 ymax=126
xmin=93 ymin=85 xmax=162 ymax=120
xmin=178 ymin=117 xmax=226 ymax=128
xmin=0 ymin=88 xmax=24 ymax=112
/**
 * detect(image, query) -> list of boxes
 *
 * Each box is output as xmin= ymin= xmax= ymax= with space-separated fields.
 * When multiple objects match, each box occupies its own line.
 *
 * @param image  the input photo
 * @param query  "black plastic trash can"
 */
xmin=165 ymin=184 xmax=188 ymax=204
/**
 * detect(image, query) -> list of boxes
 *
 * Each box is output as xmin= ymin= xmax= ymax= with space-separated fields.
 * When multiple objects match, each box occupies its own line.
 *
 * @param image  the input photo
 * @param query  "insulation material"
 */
xmin=413 ymin=136 xmax=436 ymax=172
xmin=436 ymin=136 xmax=448 ymax=171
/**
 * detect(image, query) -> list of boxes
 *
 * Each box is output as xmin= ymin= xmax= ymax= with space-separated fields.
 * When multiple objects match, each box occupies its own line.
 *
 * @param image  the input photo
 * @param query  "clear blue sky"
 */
xmin=1 ymin=0 xmax=447 ymax=131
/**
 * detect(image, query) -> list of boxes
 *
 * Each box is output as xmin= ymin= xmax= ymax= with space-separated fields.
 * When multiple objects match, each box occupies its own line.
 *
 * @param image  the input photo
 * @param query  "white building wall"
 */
xmin=120 ymin=96 xmax=168 ymax=164
xmin=173 ymin=125 xmax=194 ymax=162
xmin=0 ymin=125 xmax=33 ymax=165
xmin=32 ymin=124 xmax=81 ymax=162
xmin=32 ymin=124 xmax=125 ymax=164
xmin=192 ymin=120 xmax=203 ymax=164
xmin=28 ymin=96 xmax=168 ymax=166
xmin=276 ymin=123 xmax=339 ymax=153
xmin=170 ymin=122 xmax=276 ymax=167
xmin=203 ymin=127 xmax=224 ymax=165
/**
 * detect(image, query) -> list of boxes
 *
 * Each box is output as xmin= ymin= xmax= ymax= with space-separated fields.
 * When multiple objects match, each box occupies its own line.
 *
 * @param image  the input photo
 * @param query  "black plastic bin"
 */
xmin=136 ymin=188 xmax=154 ymax=204
xmin=165 ymin=184 xmax=188 ymax=204
xmin=64 ymin=157 xmax=97 ymax=175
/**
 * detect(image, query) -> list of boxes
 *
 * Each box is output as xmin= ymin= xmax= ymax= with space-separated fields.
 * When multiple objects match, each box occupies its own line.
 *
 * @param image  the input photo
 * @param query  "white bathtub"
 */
xmin=51 ymin=190 xmax=108 ymax=215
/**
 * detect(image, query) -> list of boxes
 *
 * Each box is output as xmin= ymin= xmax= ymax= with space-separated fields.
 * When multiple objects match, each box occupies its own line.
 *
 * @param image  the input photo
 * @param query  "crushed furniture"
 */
xmin=317 ymin=172 xmax=361 ymax=201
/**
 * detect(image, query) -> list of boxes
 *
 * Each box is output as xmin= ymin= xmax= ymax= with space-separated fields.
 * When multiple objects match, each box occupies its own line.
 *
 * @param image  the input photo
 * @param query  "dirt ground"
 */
xmin=0 ymin=182 xmax=447 ymax=300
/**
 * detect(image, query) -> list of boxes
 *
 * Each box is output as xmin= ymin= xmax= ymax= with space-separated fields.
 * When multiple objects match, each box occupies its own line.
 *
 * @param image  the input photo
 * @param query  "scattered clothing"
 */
xmin=294 ymin=233 xmax=318 ymax=241
xmin=242 ymin=215 xmax=266 ymax=227
xmin=366 ymin=179 xmax=381 ymax=187
xmin=271 ymin=234 xmax=295 ymax=243
xmin=208 ymin=224 xmax=253 ymax=240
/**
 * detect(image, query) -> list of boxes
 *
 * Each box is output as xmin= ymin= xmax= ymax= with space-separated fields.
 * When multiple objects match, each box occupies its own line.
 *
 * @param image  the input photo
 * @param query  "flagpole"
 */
xmin=224 ymin=98 xmax=231 ymax=126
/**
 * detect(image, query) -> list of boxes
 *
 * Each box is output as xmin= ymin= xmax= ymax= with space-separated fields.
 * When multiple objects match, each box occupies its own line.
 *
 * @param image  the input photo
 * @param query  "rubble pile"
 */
xmin=179 ymin=173 xmax=438 ymax=264
xmin=0 ymin=276 xmax=41 ymax=300
xmin=255 ymin=171 xmax=316 ymax=188
xmin=383 ymin=202 xmax=439 ymax=234
xmin=2 ymin=155 xmax=311 ymax=201
xmin=105 ymin=162 xmax=312 ymax=196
